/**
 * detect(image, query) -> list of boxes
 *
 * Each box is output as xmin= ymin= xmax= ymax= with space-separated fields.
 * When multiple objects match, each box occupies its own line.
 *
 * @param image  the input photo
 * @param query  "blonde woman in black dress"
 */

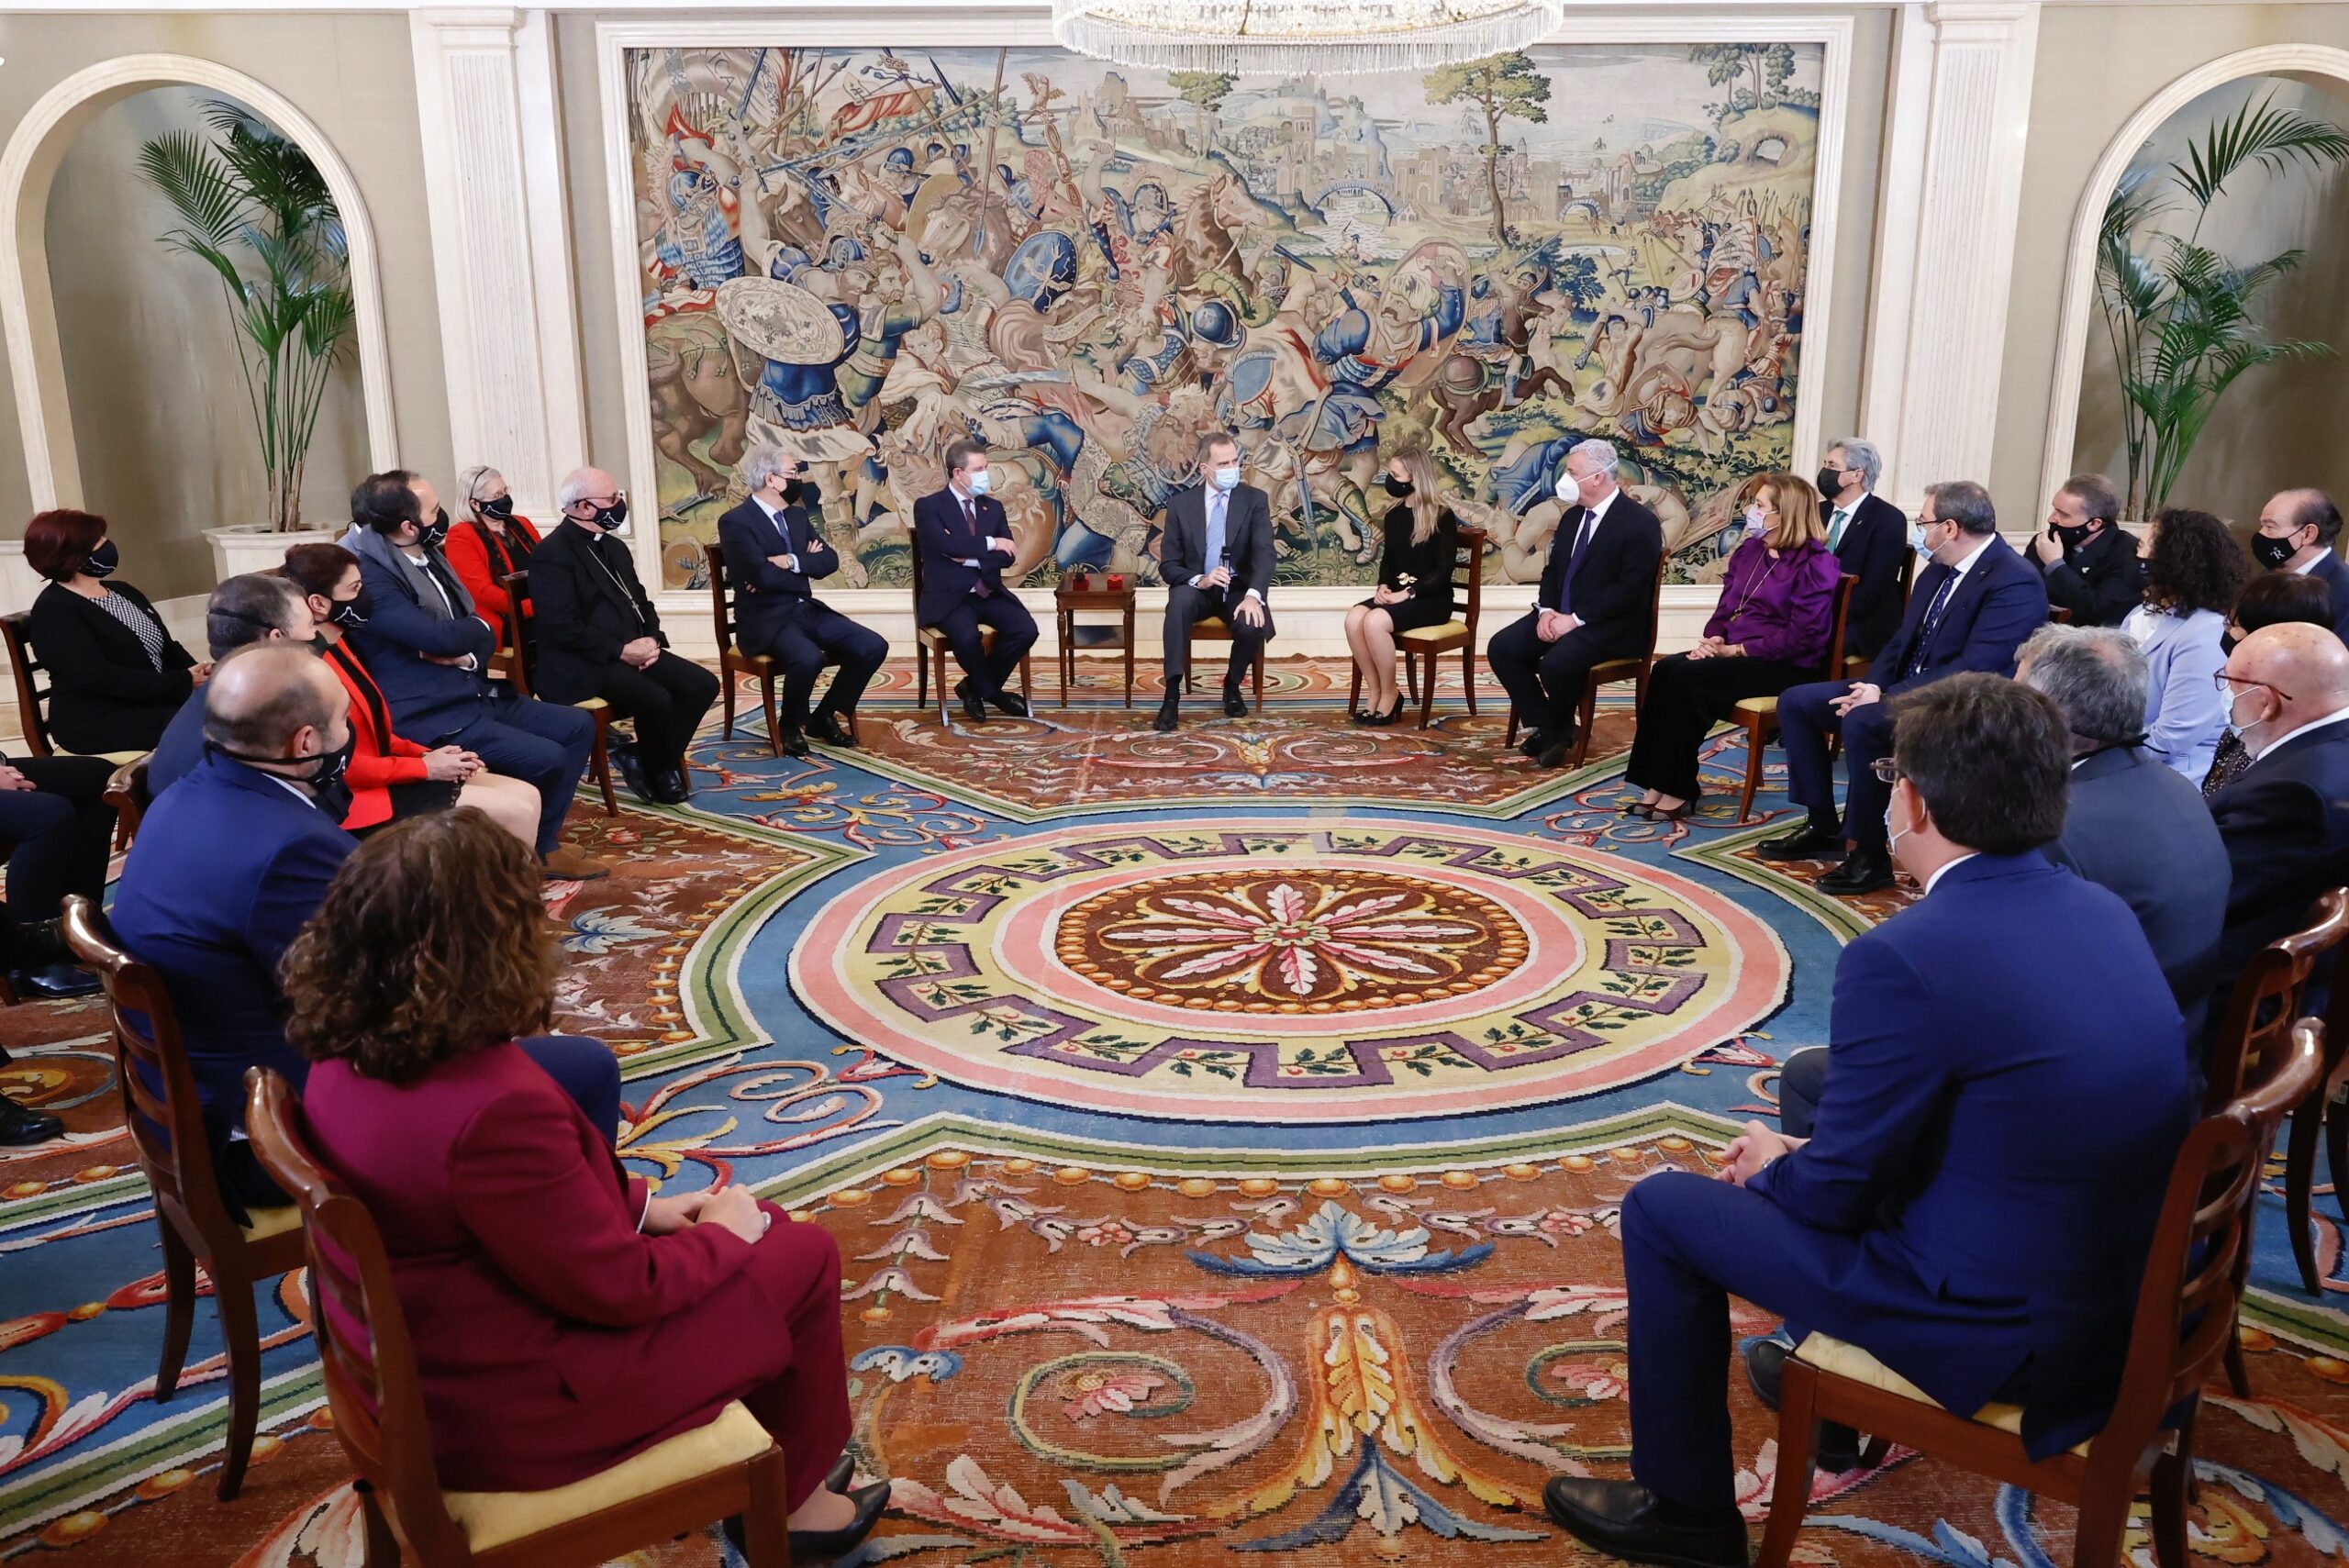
xmin=1344 ymin=450 xmax=1460 ymax=725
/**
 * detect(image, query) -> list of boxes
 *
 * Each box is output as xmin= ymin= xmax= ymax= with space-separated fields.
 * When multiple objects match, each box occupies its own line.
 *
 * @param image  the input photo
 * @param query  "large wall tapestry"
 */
xmin=626 ymin=43 xmax=1824 ymax=589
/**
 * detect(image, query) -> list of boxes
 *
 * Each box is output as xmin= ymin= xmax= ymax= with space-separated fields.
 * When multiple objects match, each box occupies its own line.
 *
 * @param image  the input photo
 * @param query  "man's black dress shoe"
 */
xmin=1543 ymin=1477 xmax=1749 ymax=1568
xmin=0 ymin=1095 xmax=65 ymax=1146
xmin=1517 ymin=728 xmax=1546 ymax=759
xmin=611 ymin=741 xmax=648 ymax=797
xmin=1535 ymin=734 xmax=1575 ymax=769
xmin=1754 ymin=823 xmax=1847 ymax=863
xmin=990 ymin=689 xmax=1030 ymax=717
xmin=1152 ymin=698 xmax=1180 ymax=734
xmin=808 ymin=711 xmax=858 ymax=749
xmin=14 ymin=963 xmax=100 ymax=1000
xmin=777 ymin=727 xmax=812 ymax=760
xmin=1742 ymin=1339 xmax=1865 ymax=1472
xmin=1815 ymin=845 xmax=1895 ymax=896
xmin=724 ymin=1480 xmax=889 ymax=1563
xmin=650 ymin=768 xmax=691 ymax=806
xmin=1221 ymin=684 xmax=1248 ymax=718
xmin=955 ymin=677 xmax=986 ymax=723
xmin=4 ymin=917 xmax=76 ymax=973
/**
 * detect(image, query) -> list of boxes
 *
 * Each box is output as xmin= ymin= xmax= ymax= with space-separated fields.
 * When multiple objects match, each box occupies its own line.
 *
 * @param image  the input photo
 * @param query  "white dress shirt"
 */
xmin=2246 ymin=702 xmax=2349 ymax=762
xmin=752 ymin=492 xmax=799 ymax=573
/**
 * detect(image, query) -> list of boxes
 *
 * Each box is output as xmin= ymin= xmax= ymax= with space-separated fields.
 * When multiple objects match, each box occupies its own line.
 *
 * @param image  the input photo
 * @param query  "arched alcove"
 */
xmin=0 ymin=54 xmax=397 ymax=523
xmin=2040 ymin=45 xmax=2349 ymax=519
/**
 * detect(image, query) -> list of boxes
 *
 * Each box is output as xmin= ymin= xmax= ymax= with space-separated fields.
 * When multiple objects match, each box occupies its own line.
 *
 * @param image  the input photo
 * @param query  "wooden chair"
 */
xmin=104 ymin=754 xmax=151 ymax=852
xmin=1347 ymin=527 xmax=1487 ymax=728
xmin=2049 ymin=606 xmax=2075 ymax=625
xmin=1182 ymin=615 xmax=1269 ymax=711
xmin=497 ymin=572 xmax=618 ymax=816
xmin=241 ymin=1069 xmax=791 ymax=1567
xmin=2304 ymin=923 xmax=2349 ymax=1296
xmin=908 ymin=545 xmax=1032 ymax=725
xmin=1842 ymin=550 xmax=1916 ymax=681
xmin=700 ymin=543 xmax=789 ymax=758
xmin=1505 ymin=557 xmax=1669 ymax=766
xmin=61 ymin=894 xmax=303 ymax=1501
xmin=1 ymin=612 xmax=149 ymax=765
xmin=1753 ymin=1018 xmax=2324 ymax=1568
xmin=1728 ymin=575 xmax=1860 ymax=824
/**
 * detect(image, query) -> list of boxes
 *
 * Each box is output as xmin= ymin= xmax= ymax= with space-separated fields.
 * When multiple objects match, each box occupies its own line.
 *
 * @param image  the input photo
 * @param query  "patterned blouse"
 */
xmin=90 ymin=588 xmax=167 ymax=671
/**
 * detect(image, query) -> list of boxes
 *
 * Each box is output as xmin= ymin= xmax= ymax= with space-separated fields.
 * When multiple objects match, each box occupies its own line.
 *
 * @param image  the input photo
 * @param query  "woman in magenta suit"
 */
xmin=279 ymin=809 xmax=885 ymax=1557
xmin=1620 ymin=473 xmax=1842 ymax=820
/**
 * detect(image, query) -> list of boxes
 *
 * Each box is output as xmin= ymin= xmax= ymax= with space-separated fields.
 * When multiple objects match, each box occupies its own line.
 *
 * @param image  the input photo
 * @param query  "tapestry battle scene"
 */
xmin=627 ymin=42 xmax=1824 ymax=588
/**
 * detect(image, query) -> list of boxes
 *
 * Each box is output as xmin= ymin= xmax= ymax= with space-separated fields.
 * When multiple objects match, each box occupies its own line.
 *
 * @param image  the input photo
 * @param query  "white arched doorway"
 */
xmin=2038 ymin=43 xmax=2349 ymax=511
xmin=0 ymin=53 xmax=397 ymax=511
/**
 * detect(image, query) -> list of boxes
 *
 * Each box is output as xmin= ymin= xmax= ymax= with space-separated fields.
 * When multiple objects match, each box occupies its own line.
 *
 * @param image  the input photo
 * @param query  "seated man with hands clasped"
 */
xmin=1545 ymin=674 xmax=2191 ymax=1568
xmin=914 ymin=439 xmax=1038 ymax=724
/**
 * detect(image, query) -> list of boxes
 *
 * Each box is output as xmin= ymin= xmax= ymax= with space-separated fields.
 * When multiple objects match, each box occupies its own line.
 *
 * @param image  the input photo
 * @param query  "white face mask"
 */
xmin=1211 ymin=464 xmax=1241 ymax=492
xmin=1885 ymin=786 xmax=1914 ymax=871
xmin=1555 ymin=472 xmax=1578 ymax=504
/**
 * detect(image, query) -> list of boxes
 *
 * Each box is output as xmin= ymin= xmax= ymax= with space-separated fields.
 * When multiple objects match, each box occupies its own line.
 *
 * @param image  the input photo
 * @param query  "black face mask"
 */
xmin=586 ymin=497 xmax=629 ymax=532
xmin=1815 ymin=467 xmax=1845 ymax=501
xmin=2052 ymin=522 xmax=2090 ymax=553
xmin=84 ymin=539 xmax=120 ymax=579
xmin=476 ymin=495 xmax=515 ymax=521
xmin=1381 ymin=476 xmax=1413 ymax=497
xmin=421 ymin=507 xmax=451 ymax=550
xmin=207 ymin=729 xmax=356 ymax=810
xmin=2253 ymin=532 xmax=2299 ymax=571
xmin=781 ymin=478 xmax=808 ymax=506
xmin=328 ymin=586 xmax=373 ymax=628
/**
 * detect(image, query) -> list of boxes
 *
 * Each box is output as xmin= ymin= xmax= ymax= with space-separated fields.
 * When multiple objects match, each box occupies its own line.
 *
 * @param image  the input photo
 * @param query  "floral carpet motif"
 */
xmin=791 ymin=817 xmax=1789 ymax=1122
xmin=3 ymin=662 xmax=2343 ymax=1568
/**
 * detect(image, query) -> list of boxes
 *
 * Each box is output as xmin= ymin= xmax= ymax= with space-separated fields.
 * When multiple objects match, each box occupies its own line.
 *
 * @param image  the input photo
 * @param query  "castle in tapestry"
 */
xmin=627 ymin=43 xmax=1824 ymax=590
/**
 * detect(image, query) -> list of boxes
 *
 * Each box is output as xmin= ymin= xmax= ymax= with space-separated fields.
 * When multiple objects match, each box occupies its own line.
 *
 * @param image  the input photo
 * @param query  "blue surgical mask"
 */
xmin=1211 ymin=465 xmax=1241 ymax=492
xmin=967 ymin=469 xmax=992 ymax=497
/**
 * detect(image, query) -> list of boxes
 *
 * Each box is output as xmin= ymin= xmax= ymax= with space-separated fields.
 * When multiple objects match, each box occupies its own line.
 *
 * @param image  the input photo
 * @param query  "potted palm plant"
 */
xmin=2096 ymin=91 xmax=2349 ymax=519
xmin=137 ymin=101 xmax=354 ymax=578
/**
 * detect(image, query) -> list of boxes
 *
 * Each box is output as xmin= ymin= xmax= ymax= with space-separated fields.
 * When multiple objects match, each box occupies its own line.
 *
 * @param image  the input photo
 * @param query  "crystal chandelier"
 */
xmin=1050 ymin=0 xmax=1565 ymax=77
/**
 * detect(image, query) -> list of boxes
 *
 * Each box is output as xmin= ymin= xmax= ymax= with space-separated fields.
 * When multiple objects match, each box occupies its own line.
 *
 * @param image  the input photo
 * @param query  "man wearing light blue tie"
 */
xmin=1155 ymin=433 xmax=1275 ymax=732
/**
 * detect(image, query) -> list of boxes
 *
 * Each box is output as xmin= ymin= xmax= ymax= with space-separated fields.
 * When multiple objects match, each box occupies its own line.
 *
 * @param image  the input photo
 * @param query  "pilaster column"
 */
xmin=409 ymin=7 xmax=586 ymax=518
xmin=1862 ymin=0 xmax=2040 ymax=510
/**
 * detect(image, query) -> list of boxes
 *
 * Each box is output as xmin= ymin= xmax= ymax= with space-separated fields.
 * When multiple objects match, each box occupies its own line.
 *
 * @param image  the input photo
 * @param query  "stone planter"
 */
xmin=204 ymin=521 xmax=342 ymax=583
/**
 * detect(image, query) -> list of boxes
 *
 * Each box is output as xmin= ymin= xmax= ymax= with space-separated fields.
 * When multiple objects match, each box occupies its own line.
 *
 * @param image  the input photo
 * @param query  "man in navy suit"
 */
xmin=1760 ymin=479 xmax=2048 ymax=895
xmin=2208 ymin=621 xmax=2349 ymax=1038
xmin=1815 ymin=437 xmax=1908 ymax=661
xmin=913 ymin=439 xmax=1037 ymax=723
xmin=715 ymin=445 xmax=886 ymax=758
xmin=2251 ymin=489 xmax=2349 ymax=645
xmin=108 ymin=645 xmax=618 ymax=1218
xmin=340 ymin=471 xmax=605 ymax=880
xmin=1486 ymin=438 xmax=1665 ymax=767
xmin=1156 ymin=433 xmax=1277 ymax=732
xmin=1546 ymin=675 xmax=2191 ymax=1568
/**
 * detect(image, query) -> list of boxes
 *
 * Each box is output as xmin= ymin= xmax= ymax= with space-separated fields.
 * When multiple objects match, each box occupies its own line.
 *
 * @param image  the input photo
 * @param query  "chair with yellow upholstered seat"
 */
xmin=61 ymin=894 xmax=305 ymax=1502
xmin=496 ymin=571 xmax=618 ymax=816
xmin=1753 ymin=1018 xmax=2323 ymax=1568
xmin=1727 ymin=574 xmax=1858 ymax=824
xmin=241 ymin=1068 xmax=791 ymax=1567
xmin=1502 ymin=557 xmax=1668 ymax=766
xmin=1 ymin=611 xmax=150 ymax=766
xmin=1348 ymin=527 xmax=1488 ymax=728
xmin=909 ymin=543 xmax=1031 ymax=725
xmin=701 ymin=542 xmax=794 ymax=758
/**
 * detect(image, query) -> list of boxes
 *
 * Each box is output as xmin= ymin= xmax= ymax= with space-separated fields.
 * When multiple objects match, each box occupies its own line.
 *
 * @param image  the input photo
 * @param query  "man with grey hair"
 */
xmin=528 ymin=465 xmax=718 ymax=805
xmin=1761 ymin=479 xmax=2048 ymax=895
xmin=149 ymin=573 xmax=319 ymax=795
xmin=1486 ymin=438 xmax=1664 ymax=766
xmin=2028 ymin=473 xmax=2143 ymax=628
xmin=1815 ymin=437 xmax=1908 ymax=660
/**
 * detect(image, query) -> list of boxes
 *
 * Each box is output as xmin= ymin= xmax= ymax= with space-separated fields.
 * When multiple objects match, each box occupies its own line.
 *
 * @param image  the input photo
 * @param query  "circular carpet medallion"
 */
xmin=790 ymin=817 xmax=1790 ymax=1122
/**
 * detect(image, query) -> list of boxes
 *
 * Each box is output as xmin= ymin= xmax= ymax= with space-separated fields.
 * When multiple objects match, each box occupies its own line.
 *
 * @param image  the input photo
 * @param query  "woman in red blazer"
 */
xmin=447 ymin=464 xmax=542 ymax=644
xmin=280 ymin=811 xmax=885 ymax=1556
xmin=281 ymin=544 xmax=539 ymax=847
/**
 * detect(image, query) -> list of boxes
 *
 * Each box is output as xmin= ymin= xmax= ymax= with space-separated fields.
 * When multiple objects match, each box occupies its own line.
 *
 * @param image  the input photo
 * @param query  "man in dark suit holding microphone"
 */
xmin=1486 ymin=438 xmax=1665 ymax=768
xmin=913 ymin=439 xmax=1037 ymax=723
xmin=1156 ymin=432 xmax=1275 ymax=733
xmin=716 ymin=445 xmax=886 ymax=758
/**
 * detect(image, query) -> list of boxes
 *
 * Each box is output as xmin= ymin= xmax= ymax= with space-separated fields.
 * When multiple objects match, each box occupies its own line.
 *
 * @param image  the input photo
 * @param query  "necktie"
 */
xmin=1905 ymin=570 xmax=1959 ymax=679
xmin=1828 ymin=508 xmax=1850 ymax=550
xmin=963 ymin=496 xmax=991 ymax=595
xmin=1558 ymin=509 xmax=1598 ymax=616
xmin=1206 ymin=494 xmax=1228 ymax=584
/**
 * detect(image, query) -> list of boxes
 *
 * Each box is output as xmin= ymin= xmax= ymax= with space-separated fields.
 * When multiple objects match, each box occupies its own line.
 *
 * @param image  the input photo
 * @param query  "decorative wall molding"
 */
xmin=1877 ymin=0 xmax=2040 ymax=508
xmin=2036 ymin=42 xmax=2349 ymax=516
xmin=410 ymin=6 xmax=589 ymax=517
xmin=1854 ymin=1 xmax=1933 ymax=499
xmin=0 ymin=52 xmax=399 ymax=512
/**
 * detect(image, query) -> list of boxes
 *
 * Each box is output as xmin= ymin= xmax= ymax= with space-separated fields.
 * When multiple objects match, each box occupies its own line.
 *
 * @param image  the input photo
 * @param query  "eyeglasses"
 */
xmin=1869 ymin=758 xmax=1902 ymax=784
xmin=2214 ymin=672 xmax=2291 ymax=702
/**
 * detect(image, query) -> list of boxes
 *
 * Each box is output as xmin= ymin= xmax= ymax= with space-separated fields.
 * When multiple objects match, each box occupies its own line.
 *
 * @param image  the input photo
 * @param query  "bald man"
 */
xmin=2251 ymin=489 xmax=2349 ymax=645
xmin=531 ymin=467 xmax=719 ymax=805
xmin=110 ymin=642 xmax=621 ymax=1218
xmin=2208 ymin=621 xmax=2349 ymax=1058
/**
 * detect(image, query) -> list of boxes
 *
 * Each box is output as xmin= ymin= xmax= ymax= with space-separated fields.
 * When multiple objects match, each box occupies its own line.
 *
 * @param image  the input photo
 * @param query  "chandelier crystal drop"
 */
xmin=1050 ymin=0 xmax=1566 ymax=77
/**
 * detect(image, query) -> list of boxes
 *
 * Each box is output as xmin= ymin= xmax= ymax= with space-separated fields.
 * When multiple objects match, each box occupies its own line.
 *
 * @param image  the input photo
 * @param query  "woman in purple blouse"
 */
xmin=1621 ymin=473 xmax=1842 ymax=819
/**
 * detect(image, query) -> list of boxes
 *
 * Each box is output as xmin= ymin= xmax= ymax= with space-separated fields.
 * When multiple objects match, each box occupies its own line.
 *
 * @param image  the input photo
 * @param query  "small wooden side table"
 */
xmin=1054 ymin=580 xmax=1138 ymax=707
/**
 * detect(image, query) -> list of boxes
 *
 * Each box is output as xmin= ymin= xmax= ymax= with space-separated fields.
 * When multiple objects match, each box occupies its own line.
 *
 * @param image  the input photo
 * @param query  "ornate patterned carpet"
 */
xmin=3 ymin=658 xmax=2344 ymax=1568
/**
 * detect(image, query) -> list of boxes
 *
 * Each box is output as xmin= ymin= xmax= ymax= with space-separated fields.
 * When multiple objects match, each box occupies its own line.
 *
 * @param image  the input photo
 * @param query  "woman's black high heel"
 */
xmin=1366 ymin=698 xmax=1404 ymax=727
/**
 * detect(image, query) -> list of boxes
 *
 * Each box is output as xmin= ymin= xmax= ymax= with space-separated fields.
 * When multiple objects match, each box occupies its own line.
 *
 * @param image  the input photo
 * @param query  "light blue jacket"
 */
xmin=2124 ymin=604 xmax=2229 ymax=780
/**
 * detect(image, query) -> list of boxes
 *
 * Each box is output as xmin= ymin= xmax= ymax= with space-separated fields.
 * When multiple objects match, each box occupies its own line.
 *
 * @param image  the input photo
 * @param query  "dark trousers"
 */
xmin=745 ymin=604 xmax=886 ymax=729
xmin=218 ymin=1034 xmax=621 ymax=1217
xmin=0 ymin=755 xmax=117 ymax=920
xmin=1778 ymin=1046 xmax=1829 ymax=1137
xmin=1486 ymin=612 xmax=1630 ymax=742
xmin=1776 ymin=679 xmax=1898 ymax=847
xmin=933 ymin=593 xmax=1038 ymax=698
xmin=1163 ymin=584 xmax=1275 ymax=684
xmin=1619 ymin=1170 xmax=2029 ymax=1513
xmin=595 ymin=652 xmax=720 ymax=773
xmin=1623 ymin=654 xmax=1811 ymax=802
xmin=444 ymin=695 xmax=597 ymax=858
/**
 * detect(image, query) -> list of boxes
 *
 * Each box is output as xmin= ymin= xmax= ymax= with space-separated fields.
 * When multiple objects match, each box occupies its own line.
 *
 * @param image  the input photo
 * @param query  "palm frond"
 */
xmin=2167 ymin=91 xmax=2349 ymax=209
